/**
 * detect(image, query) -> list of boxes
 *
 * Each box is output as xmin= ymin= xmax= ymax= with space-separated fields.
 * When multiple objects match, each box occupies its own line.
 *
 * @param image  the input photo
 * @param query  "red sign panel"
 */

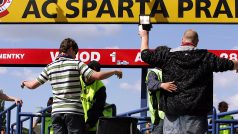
xmin=0 ymin=49 xmax=145 ymax=67
xmin=208 ymin=50 xmax=238 ymax=61
xmin=0 ymin=49 xmax=237 ymax=67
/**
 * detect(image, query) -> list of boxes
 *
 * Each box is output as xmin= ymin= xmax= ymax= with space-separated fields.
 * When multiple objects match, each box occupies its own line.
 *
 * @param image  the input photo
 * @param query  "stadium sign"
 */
xmin=0 ymin=49 xmax=237 ymax=67
xmin=0 ymin=0 xmax=238 ymax=24
xmin=0 ymin=49 xmax=144 ymax=67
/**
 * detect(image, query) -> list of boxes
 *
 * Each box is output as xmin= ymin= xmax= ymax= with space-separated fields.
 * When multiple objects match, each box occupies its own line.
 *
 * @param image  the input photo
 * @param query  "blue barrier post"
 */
xmin=216 ymin=112 xmax=219 ymax=134
xmin=16 ymin=104 xmax=22 ymax=134
xmin=212 ymin=107 xmax=216 ymax=134
xmin=0 ymin=103 xmax=18 ymax=134
xmin=141 ymin=68 xmax=148 ymax=132
xmin=29 ymin=117 xmax=33 ymax=134
xmin=11 ymin=117 xmax=30 ymax=134
xmin=18 ymin=112 xmax=46 ymax=134
xmin=6 ymin=110 xmax=11 ymax=134
xmin=0 ymin=119 xmax=1 ymax=133
xmin=13 ymin=106 xmax=52 ymax=134
xmin=230 ymin=123 xmax=234 ymax=134
xmin=140 ymin=68 xmax=148 ymax=116
xmin=41 ymin=111 xmax=45 ymax=134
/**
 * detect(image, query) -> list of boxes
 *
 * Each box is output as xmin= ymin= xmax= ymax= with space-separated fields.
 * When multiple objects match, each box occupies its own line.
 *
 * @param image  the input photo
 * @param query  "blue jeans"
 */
xmin=52 ymin=113 xmax=86 ymax=134
xmin=163 ymin=114 xmax=208 ymax=134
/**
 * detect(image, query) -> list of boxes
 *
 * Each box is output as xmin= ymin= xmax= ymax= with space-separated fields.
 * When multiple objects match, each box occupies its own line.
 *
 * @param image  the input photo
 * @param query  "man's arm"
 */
xmin=79 ymin=62 xmax=122 ymax=81
xmin=0 ymin=93 xmax=23 ymax=104
xmin=21 ymin=67 xmax=48 ymax=89
xmin=147 ymin=71 xmax=161 ymax=92
xmin=139 ymin=29 xmax=149 ymax=52
xmin=147 ymin=71 xmax=177 ymax=93
xmin=21 ymin=79 xmax=41 ymax=89
xmin=90 ymin=69 xmax=122 ymax=80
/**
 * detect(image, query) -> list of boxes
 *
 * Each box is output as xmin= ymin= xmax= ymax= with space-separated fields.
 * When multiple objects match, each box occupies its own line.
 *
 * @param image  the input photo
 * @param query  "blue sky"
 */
xmin=1 ymin=24 xmax=238 ymax=125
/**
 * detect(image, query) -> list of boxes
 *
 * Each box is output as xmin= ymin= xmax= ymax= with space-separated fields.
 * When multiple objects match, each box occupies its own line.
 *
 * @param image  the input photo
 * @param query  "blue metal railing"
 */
xmin=11 ymin=117 xmax=30 ymax=134
xmin=117 ymin=107 xmax=149 ymax=117
xmin=119 ymin=106 xmax=238 ymax=134
xmin=2 ymin=103 xmax=238 ymax=134
xmin=0 ymin=103 xmax=21 ymax=134
xmin=11 ymin=105 xmax=51 ymax=134
xmin=208 ymin=107 xmax=238 ymax=134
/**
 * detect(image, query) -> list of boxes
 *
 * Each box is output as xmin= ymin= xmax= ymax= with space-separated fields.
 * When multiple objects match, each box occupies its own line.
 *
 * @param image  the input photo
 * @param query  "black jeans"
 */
xmin=52 ymin=113 xmax=86 ymax=134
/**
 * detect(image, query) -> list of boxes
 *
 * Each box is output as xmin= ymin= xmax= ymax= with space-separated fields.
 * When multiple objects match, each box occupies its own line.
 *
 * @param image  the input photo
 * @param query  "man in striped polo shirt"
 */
xmin=21 ymin=38 xmax=122 ymax=134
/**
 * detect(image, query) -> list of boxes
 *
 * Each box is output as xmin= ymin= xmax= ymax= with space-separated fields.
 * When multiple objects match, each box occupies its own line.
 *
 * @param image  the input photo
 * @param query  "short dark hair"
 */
xmin=218 ymin=101 xmax=228 ymax=109
xmin=59 ymin=38 xmax=78 ymax=54
xmin=88 ymin=60 xmax=101 ymax=72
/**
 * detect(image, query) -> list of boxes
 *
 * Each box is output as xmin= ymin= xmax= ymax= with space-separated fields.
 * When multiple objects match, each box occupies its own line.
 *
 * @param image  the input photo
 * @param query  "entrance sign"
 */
xmin=0 ymin=49 xmax=145 ymax=67
xmin=0 ymin=49 xmax=237 ymax=67
xmin=1 ymin=0 xmax=238 ymax=24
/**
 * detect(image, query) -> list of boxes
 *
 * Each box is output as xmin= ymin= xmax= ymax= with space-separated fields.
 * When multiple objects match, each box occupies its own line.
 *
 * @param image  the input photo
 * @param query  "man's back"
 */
xmin=37 ymin=57 xmax=89 ymax=115
xmin=139 ymin=27 xmax=238 ymax=134
xmin=141 ymin=46 xmax=234 ymax=116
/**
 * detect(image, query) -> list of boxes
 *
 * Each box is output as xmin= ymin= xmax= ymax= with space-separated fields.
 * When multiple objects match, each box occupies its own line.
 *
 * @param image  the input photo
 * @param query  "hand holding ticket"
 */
xmin=139 ymin=15 xmax=152 ymax=31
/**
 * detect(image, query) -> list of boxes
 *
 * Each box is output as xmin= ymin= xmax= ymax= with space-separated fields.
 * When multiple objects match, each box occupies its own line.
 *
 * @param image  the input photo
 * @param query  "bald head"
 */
xmin=182 ymin=29 xmax=199 ymax=47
